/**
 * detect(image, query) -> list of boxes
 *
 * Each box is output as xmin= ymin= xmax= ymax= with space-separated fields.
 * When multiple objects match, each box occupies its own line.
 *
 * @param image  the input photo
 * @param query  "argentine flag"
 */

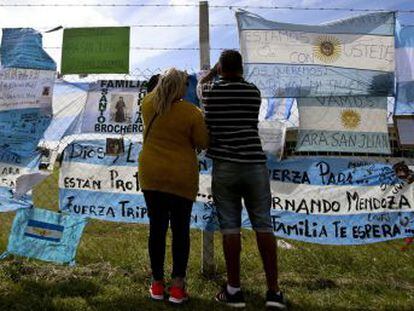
xmin=395 ymin=23 xmax=414 ymax=115
xmin=296 ymin=96 xmax=391 ymax=154
xmin=236 ymin=11 xmax=395 ymax=98
xmin=2 ymin=208 xmax=87 ymax=265
xmin=24 ymin=219 xmax=64 ymax=242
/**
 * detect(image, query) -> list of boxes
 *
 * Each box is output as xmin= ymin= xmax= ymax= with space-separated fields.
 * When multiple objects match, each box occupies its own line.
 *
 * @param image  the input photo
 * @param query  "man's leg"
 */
xmin=256 ymin=232 xmax=279 ymax=292
xmin=222 ymin=233 xmax=242 ymax=287
xmin=212 ymin=160 xmax=246 ymax=307
xmin=243 ymin=164 xmax=280 ymax=292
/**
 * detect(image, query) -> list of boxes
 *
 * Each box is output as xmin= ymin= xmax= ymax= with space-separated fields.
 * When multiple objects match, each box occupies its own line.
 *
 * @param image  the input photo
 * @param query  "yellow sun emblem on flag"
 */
xmin=341 ymin=109 xmax=361 ymax=129
xmin=33 ymin=228 xmax=49 ymax=236
xmin=313 ymin=35 xmax=342 ymax=63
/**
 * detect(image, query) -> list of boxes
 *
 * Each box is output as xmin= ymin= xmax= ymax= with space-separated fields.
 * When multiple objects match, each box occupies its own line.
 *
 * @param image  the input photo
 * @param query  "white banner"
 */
xmin=241 ymin=31 xmax=394 ymax=71
xmin=79 ymin=80 xmax=147 ymax=135
xmin=0 ymin=68 xmax=55 ymax=112
xmin=270 ymin=181 xmax=414 ymax=215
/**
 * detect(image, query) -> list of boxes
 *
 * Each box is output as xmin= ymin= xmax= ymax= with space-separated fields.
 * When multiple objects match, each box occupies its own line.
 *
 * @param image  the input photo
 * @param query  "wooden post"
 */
xmin=199 ymin=1 xmax=211 ymax=70
xmin=199 ymin=0 xmax=215 ymax=276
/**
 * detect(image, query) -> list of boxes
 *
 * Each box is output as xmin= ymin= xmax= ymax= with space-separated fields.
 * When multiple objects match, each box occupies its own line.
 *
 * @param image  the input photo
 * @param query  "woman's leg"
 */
xmin=169 ymin=194 xmax=193 ymax=287
xmin=144 ymin=191 xmax=170 ymax=281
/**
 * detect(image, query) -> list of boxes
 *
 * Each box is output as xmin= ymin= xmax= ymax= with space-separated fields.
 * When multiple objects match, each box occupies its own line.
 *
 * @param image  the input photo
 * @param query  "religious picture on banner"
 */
xmin=79 ymin=80 xmax=147 ymax=135
xmin=106 ymin=138 xmax=125 ymax=156
xmin=110 ymin=94 xmax=134 ymax=123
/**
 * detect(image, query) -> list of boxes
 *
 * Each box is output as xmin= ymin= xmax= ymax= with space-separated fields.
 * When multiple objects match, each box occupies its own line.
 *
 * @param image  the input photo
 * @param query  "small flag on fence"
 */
xmin=1 ymin=207 xmax=88 ymax=265
xmin=24 ymin=219 xmax=64 ymax=242
xmin=296 ymin=96 xmax=391 ymax=154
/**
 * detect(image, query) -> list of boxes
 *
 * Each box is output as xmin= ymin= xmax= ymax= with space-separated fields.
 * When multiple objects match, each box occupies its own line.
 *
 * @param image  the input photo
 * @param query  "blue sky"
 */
xmin=1 ymin=0 xmax=414 ymax=73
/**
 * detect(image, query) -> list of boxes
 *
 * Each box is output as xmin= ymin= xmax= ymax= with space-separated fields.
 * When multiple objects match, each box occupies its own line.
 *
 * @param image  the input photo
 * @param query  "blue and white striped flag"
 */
xmin=197 ymin=155 xmax=414 ymax=245
xmin=58 ymin=138 xmax=219 ymax=231
xmin=395 ymin=24 xmax=414 ymax=115
xmin=263 ymin=157 xmax=414 ymax=245
xmin=236 ymin=11 xmax=395 ymax=98
xmin=296 ymin=96 xmax=391 ymax=154
xmin=24 ymin=219 xmax=64 ymax=242
xmin=1 ymin=207 xmax=88 ymax=265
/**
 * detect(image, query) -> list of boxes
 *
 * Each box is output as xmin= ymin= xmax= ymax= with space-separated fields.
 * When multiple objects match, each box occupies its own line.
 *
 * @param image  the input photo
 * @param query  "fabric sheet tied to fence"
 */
xmin=264 ymin=156 xmax=414 ymax=244
xmin=236 ymin=11 xmax=395 ymax=98
xmin=58 ymin=138 xmax=414 ymax=245
xmin=77 ymin=80 xmax=147 ymax=135
xmin=296 ymin=96 xmax=391 ymax=154
xmin=1 ymin=207 xmax=88 ymax=265
xmin=0 ymin=150 xmax=40 ymax=212
xmin=1 ymin=28 xmax=56 ymax=71
xmin=59 ymin=138 xmax=218 ymax=231
xmin=0 ymin=28 xmax=57 ymax=209
xmin=395 ymin=23 xmax=414 ymax=116
xmin=0 ymin=68 xmax=55 ymax=158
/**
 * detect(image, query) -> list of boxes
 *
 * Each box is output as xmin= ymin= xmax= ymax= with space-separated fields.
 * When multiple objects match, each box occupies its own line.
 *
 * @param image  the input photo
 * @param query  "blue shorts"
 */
xmin=212 ymin=159 xmax=273 ymax=234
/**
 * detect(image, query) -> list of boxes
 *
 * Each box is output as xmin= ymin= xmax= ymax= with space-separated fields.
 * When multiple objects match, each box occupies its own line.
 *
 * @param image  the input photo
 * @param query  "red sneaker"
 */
xmin=149 ymin=281 xmax=165 ymax=301
xmin=168 ymin=285 xmax=189 ymax=304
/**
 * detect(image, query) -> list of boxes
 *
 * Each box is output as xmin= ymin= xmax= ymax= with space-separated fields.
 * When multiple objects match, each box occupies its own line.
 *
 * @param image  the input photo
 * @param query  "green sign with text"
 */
xmin=61 ymin=27 xmax=130 ymax=74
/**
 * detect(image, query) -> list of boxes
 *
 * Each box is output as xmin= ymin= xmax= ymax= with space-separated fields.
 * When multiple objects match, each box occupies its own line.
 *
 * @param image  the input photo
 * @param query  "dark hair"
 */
xmin=147 ymin=74 xmax=160 ymax=93
xmin=219 ymin=50 xmax=243 ymax=74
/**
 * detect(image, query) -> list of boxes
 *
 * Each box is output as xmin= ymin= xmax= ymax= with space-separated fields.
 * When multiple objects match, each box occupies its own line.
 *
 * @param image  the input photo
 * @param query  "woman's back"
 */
xmin=138 ymin=92 xmax=208 ymax=201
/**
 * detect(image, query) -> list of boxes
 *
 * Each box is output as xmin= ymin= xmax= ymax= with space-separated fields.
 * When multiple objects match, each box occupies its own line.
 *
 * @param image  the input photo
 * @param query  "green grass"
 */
xmin=0 ymin=171 xmax=413 ymax=310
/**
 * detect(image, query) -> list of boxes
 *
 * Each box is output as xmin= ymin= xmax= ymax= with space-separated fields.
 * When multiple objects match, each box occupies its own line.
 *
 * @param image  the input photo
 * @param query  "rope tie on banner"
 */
xmin=44 ymin=26 xmax=63 ymax=33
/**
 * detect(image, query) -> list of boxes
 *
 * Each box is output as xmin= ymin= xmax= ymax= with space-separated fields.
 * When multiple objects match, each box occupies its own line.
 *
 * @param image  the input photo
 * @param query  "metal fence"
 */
xmin=37 ymin=69 xmax=223 ymax=274
xmin=34 ymin=69 xmax=414 ymax=275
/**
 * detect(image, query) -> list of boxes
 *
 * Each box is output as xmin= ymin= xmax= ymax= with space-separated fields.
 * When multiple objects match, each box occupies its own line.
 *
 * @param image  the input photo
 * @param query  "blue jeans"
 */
xmin=212 ymin=160 xmax=273 ymax=234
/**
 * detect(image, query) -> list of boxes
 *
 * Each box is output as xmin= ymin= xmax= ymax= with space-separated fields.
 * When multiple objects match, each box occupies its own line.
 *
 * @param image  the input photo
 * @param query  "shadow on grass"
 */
xmin=0 ymin=286 xmax=243 ymax=311
xmin=0 ymin=279 xmax=100 ymax=311
xmin=0 ymin=271 xmax=290 ymax=311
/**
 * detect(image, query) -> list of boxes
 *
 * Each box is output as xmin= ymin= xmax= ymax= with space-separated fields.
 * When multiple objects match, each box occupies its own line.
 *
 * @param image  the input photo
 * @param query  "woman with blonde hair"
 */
xmin=139 ymin=68 xmax=209 ymax=304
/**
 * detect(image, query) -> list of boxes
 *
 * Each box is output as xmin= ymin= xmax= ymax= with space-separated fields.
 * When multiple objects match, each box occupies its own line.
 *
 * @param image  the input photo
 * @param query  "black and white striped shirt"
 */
xmin=201 ymin=77 xmax=266 ymax=164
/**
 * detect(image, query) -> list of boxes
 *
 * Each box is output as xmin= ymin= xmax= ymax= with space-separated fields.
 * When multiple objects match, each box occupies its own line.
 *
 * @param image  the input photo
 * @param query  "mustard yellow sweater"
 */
xmin=138 ymin=93 xmax=209 ymax=201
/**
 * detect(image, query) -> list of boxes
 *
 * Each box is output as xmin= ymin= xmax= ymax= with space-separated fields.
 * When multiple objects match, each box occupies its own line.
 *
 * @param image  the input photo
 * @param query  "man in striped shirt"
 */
xmin=199 ymin=50 xmax=286 ymax=309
